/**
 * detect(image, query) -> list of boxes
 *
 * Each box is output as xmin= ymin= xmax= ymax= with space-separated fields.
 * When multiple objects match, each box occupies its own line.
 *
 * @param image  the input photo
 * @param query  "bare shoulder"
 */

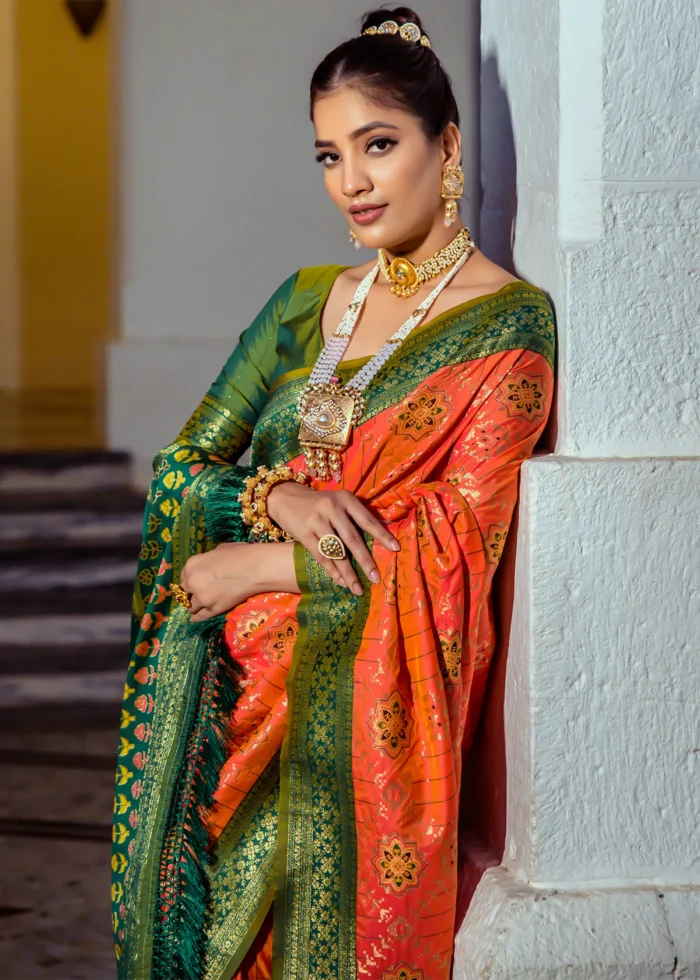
xmin=453 ymin=248 xmax=521 ymax=290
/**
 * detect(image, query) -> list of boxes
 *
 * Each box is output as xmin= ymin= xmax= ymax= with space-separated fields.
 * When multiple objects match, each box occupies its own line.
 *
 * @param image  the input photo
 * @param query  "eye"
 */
xmin=315 ymin=151 xmax=340 ymax=166
xmin=367 ymin=137 xmax=398 ymax=153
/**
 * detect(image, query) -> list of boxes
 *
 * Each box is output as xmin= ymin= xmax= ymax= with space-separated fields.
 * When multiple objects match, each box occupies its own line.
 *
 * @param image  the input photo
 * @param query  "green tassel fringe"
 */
xmin=151 ymin=613 xmax=243 ymax=979
xmin=202 ymin=465 xmax=258 ymax=546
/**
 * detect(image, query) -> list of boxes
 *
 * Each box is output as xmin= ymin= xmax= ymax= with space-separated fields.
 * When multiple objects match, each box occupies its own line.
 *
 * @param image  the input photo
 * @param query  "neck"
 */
xmin=382 ymin=219 xmax=465 ymax=264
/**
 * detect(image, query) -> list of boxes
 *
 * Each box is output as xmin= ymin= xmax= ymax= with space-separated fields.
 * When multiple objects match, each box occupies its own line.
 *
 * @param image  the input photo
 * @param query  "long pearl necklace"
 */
xmin=297 ymin=241 xmax=474 ymax=481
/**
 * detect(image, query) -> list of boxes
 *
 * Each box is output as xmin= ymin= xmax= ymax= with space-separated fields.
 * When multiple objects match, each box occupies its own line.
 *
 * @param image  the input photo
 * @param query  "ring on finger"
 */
xmin=171 ymin=583 xmax=192 ymax=609
xmin=317 ymin=533 xmax=346 ymax=561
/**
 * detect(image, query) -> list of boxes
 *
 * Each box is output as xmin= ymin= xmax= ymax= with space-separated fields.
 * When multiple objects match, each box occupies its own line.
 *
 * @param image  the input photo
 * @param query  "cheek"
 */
xmin=323 ymin=168 xmax=345 ymax=207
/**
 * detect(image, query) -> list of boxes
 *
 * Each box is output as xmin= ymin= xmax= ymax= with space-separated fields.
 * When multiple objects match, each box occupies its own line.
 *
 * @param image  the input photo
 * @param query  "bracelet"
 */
xmin=238 ymin=465 xmax=311 ymax=541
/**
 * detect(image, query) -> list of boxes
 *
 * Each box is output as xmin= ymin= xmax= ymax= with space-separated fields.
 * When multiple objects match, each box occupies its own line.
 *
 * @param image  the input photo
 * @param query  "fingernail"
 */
xmin=352 ymin=583 xmax=363 ymax=595
xmin=391 ymin=541 xmax=401 ymax=551
xmin=370 ymin=569 xmax=380 ymax=584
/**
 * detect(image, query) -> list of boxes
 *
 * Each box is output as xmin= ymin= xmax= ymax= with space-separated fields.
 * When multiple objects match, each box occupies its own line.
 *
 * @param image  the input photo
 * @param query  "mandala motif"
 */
xmin=262 ymin=617 xmax=298 ymax=664
xmin=494 ymin=373 xmax=546 ymax=422
xmin=368 ymin=691 xmax=414 ymax=759
xmin=484 ymin=523 xmax=509 ymax=564
xmin=438 ymin=629 xmax=462 ymax=684
xmin=383 ymin=966 xmax=425 ymax=980
xmin=234 ymin=610 xmax=270 ymax=645
xmin=391 ymin=385 xmax=452 ymax=440
xmin=372 ymin=833 xmax=427 ymax=896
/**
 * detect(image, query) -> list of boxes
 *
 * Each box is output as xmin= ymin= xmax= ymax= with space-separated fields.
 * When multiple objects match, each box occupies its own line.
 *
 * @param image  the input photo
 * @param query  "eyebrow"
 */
xmin=314 ymin=121 xmax=400 ymax=149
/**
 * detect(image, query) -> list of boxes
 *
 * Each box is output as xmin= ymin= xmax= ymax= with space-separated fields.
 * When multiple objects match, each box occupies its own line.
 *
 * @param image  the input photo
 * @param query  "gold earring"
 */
xmin=349 ymin=228 xmax=361 ymax=250
xmin=441 ymin=164 xmax=464 ymax=227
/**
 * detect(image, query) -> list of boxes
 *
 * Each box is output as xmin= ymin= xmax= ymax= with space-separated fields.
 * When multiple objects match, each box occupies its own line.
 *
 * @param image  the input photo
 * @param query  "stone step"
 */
xmin=0 ymin=643 xmax=127 ymax=676
xmin=0 ymin=450 xmax=133 ymax=494
xmin=0 ymin=487 xmax=145 ymax=515
xmin=0 ymin=555 xmax=138 ymax=593
xmin=0 ymin=582 xmax=134 ymax=617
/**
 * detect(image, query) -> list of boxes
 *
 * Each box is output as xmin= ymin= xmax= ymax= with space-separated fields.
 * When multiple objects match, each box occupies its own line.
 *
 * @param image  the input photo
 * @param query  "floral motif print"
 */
xmin=372 ymin=834 xmax=427 ymax=896
xmin=262 ymin=616 xmax=298 ymax=664
xmin=234 ymin=610 xmax=270 ymax=644
xmin=390 ymin=385 xmax=452 ymax=440
xmin=484 ymin=523 xmax=509 ymax=563
xmin=383 ymin=966 xmax=425 ymax=980
xmin=368 ymin=691 xmax=414 ymax=758
xmin=494 ymin=372 xmax=546 ymax=421
xmin=438 ymin=629 xmax=462 ymax=684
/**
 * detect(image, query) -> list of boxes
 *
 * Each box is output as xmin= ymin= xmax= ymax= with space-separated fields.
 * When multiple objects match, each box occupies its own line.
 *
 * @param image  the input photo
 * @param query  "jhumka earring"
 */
xmin=441 ymin=164 xmax=464 ymax=227
xmin=349 ymin=228 xmax=362 ymax=250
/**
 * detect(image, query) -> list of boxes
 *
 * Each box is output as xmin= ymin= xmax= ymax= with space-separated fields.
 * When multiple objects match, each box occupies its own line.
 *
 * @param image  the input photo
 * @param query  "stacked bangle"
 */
xmin=238 ymin=465 xmax=311 ymax=541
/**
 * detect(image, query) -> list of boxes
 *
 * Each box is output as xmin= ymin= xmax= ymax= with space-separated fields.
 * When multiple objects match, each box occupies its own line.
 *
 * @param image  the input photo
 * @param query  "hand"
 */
xmin=267 ymin=482 xmax=400 ymax=595
xmin=180 ymin=542 xmax=297 ymax=622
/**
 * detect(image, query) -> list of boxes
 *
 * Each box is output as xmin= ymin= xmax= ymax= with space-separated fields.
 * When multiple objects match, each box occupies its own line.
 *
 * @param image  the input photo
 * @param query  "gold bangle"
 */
xmin=239 ymin=465 xmax=311 ymax=541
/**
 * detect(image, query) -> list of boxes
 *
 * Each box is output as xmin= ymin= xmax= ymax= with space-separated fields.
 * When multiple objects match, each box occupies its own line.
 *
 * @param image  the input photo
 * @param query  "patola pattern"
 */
xmin=112 ymin=268 xmax=556 ymax=980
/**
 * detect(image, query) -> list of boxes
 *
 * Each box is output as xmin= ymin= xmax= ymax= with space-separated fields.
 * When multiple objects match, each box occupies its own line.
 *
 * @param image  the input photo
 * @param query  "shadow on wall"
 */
xmin=456 ymin=53 xmax=559 ymax=930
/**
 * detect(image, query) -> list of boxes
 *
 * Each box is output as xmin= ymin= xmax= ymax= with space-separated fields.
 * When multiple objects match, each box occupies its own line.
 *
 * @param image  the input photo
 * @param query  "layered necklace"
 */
xmin=297 ymin=228 xmax=476 ymax=481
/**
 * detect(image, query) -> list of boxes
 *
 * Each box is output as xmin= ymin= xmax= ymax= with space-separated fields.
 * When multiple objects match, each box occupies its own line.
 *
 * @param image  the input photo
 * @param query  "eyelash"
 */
xmin=315 ymin=137 xmax=398 ymax=165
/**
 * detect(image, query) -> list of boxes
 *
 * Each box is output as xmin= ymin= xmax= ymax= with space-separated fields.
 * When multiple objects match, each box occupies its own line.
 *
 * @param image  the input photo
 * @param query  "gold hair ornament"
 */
xmin=361 ymin=20 xmax=432 ymax=48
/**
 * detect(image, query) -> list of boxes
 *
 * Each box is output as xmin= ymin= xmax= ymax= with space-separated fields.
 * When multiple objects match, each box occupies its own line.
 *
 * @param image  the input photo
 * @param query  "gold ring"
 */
xmin=171 ymin=583 xmax=192 ymax=609
xmin=317 ymin=533 xmax=346 ymax=561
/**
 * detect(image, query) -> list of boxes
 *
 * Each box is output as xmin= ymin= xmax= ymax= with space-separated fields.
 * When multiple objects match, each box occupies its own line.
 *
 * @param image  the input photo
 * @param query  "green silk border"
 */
xmin=251 ymin=283 xmax=555 ymax=469
xmin=272 ymin=542 xmax=372 ymax=980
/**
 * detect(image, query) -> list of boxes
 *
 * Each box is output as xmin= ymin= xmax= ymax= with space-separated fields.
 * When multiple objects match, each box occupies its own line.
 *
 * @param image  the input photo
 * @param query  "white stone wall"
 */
xmin=108 ymin=0 xmax=479 ymax=483
xmin=455 ymin=0 xmax=700 ymax=976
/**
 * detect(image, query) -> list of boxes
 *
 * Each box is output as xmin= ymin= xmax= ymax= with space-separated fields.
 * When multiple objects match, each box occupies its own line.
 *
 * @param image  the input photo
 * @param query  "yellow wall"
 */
xmin=17 ymin=0 xmax=113 ymax=397
xmin=0 ymin=0 xmax=20 ymax=391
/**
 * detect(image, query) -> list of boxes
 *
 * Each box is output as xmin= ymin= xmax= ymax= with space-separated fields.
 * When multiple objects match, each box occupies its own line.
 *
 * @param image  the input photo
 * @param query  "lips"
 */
xmin=350 ymin=204 xmax=388 ymax=226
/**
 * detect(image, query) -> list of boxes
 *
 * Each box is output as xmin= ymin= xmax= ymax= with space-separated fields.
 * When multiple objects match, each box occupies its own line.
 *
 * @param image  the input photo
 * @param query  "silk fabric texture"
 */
xmin=112 ymin=265 xmax=556 ymax=980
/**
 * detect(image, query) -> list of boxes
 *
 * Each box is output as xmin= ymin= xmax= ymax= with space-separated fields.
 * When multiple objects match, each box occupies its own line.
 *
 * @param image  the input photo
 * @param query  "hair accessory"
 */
xmin=377 ymin=225 xmax=473 ymax=299
xmin=239 ymin=465 xmax=311 ymax=540
xmin=441 ymin=164 xmax=464 ymax=227
xmin=349 ymin=228 xmax=362 ymax=250
xmin=318 ymin=533 xmax=347 ymax=561
xmin=362 ymin=20 xmax=431 ymax=48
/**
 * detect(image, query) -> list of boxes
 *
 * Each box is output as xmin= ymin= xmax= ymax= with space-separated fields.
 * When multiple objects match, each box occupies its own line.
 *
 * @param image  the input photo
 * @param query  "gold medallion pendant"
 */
xmin=297 ymin=383 xmax=365 ymax=481
xmin=385 ymin=257 xmax=419 ymax=299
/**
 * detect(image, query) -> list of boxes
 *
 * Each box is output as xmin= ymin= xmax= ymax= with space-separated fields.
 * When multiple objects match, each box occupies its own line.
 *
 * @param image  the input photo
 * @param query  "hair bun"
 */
xmin=360 ymin=6 xmax=428 ymax=38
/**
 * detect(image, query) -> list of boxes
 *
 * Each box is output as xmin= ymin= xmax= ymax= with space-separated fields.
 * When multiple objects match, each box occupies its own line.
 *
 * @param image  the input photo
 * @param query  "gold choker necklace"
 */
xmin=377 ymin=226 xmax=475 ymax=299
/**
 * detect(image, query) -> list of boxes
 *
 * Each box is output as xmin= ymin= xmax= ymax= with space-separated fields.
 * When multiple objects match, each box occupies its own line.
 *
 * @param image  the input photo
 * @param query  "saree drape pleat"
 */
xmin=112 ymin=266 xmax=555 ymax=980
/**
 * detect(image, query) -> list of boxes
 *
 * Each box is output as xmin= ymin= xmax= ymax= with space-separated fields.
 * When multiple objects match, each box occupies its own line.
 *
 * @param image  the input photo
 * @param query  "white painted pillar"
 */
xmin=455 ymin=0 xmax=700 ymax=976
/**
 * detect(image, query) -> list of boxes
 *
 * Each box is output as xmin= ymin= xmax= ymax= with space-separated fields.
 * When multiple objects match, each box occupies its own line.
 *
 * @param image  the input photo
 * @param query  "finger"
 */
xmin=301 ymin=532 xmax=355 ymax=592
xmin=330 ymin=515 xmax=379 ymax=586
xmin=343 ymin=497 xmax=401 ymax=553
xmin=189 ymin=594 xmax=205 ymax=617
xmin=316 ymin=525 xmax=364 ymax=595
xmin=190 ymin=605 xmax=214 ymax=623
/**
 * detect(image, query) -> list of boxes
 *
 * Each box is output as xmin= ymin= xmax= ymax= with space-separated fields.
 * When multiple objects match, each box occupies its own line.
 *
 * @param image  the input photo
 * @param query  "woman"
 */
xmin=112 ymin=8 xmax=555 ymax=980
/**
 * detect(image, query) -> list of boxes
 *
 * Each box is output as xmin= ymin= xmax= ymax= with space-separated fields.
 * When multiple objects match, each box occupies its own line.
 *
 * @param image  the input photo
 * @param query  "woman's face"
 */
xmin=312 ymin=85 xmax=455 ymax=251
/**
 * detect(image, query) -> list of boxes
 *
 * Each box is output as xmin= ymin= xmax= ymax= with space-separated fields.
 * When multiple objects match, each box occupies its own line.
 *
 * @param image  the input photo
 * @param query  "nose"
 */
xmin=341 ymin=155 xmax=371 ymax=199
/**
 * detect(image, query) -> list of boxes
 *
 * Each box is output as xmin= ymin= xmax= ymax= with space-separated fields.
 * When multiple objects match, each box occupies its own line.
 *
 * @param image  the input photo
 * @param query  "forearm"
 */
xmin=231 ymin=541 xmax=301 ymax=595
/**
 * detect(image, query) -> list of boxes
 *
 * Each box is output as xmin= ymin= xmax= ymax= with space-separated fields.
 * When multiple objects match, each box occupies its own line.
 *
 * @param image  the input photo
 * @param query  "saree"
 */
xmin=111 ymin=264 xmax=556 ymax=980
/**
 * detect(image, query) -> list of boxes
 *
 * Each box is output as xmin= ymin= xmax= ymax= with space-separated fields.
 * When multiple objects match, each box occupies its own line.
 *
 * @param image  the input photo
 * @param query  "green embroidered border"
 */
xmin=205 ymin=758 xmax=281 ymax=980
xmin=273 ymin=542 xmax=372 ymax=980
xmin=177 ymin=392 xmax=254 ymax=457
xmin=123 ymin=602 xmax=204 ymax=979
xmin=252 ymin=284 xmax=555 ymax=469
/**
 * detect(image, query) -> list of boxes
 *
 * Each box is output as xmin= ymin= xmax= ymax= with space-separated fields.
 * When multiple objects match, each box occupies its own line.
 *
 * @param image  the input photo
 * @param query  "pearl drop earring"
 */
xmin=349 ymin=229 xmax=362 ymax=250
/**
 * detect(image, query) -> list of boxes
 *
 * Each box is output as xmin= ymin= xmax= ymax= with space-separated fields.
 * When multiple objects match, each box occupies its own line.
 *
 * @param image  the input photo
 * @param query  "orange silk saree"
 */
xmin=112 ymin=266 xmax=555 ymax=980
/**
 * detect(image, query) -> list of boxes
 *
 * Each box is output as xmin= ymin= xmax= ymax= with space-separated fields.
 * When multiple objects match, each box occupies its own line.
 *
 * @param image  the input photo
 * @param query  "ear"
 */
xmin=440 ymin=123 xmax=462 ymax=167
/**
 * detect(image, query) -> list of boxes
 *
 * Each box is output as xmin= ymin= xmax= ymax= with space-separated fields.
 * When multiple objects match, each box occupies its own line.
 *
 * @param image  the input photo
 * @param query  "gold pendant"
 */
xmin=387 ymin=256 xmax=419 ymax=298
xmin=298 ymin=384 xmax=357 ymax=481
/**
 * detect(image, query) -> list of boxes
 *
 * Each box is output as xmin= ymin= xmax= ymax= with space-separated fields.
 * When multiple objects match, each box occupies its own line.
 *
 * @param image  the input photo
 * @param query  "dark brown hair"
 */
xmin=309 ymin=6 xmax=460 ymax=142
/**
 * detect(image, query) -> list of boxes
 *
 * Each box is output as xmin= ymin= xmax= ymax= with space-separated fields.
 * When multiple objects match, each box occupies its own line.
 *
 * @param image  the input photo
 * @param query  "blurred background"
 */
xmin=0 ymin=2 xmax=479 ymax=976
